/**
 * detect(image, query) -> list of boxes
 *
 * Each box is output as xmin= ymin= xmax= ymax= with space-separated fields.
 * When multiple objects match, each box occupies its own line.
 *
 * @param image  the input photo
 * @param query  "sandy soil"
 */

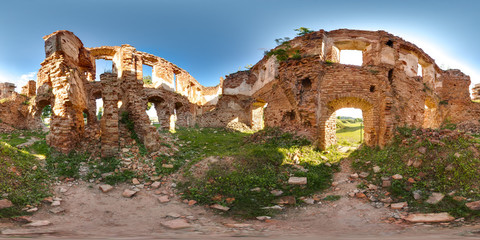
xmin=2 ymin=160 xmax=480 ymax=239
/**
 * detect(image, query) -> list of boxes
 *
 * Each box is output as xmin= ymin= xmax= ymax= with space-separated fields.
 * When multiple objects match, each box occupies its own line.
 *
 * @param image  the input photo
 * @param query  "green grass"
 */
xmin=336 ymin=121 xmax=363 ymax=145
xmin=174 ymin=127 xmax=341 ymax=218
xmin=351 ymin=127 xmax=480 ymax=219
xmin=0 ymin=142 xmax=51 ymax=218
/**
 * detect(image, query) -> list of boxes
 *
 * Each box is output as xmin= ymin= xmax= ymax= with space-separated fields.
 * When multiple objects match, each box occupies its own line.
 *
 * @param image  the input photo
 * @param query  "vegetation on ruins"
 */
xmin=0 ymin=131 xmax=50 ymax=218
xmin=294 ymin=27 xmax=313 ymax=36
xmin=351 ymin=126 xmax=480 ymax=219
xmin=174 ymin=127 xmax=341 ymax=217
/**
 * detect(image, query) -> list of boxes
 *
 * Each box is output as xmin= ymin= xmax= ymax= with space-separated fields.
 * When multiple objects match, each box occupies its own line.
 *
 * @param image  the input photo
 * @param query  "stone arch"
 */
xmin=147 ymin=95 xmax=169 ymax=129
xmin=318 ymin=96 xmax=376 ymax=149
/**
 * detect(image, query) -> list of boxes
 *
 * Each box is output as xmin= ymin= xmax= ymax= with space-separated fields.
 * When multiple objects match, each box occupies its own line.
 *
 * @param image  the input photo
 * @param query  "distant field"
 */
xmin=336 ymin=121 xmax=363 ymax=145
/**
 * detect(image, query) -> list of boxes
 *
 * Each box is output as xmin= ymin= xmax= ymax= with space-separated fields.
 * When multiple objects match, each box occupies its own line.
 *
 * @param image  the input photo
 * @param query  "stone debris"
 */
xmin=382 ymin=180 xmax=391 ymax=188
xmin=51 ymin=200 xmax=61 ymax=207
xmin=392 ymin=174 xmax=403 ymax=180
xmin=26 ymin=207 xmax=38 ymax=213
xmin=49 ymin=207 xmax=65 ymax=214
xmin=161 ymin=219 xmax=191 ymax=229
xmin=162 ymin=164 xmax=174 ymax=169
xmin=390 ymin=202 xmax=408 ymax=210
xmin=350 ymin=173 xmax=359 ymax=179
xmin=122 ymin=189 xmax=137 ymax=198
xmin=166 ymin=212 xmax=181 ymax=218
xmin=418 ymin=147 xmax=427 ymax=154
xmin=151 ymin=181 xmax=161 ymax=189
xmin=132 ymin=178 xmax=140 ymax=185
xmin=210 ymin=204 xmax=230 ymax=211
xmin=256 ymin=216 xmax=272 ymax=221
xmin=274 ymin=196 xmax=296 ymax=205
xmin=404 ymin=213 xmax=455 ymax=223
xmin=288 ymin=177 xmax=307 ymax=185
xmin=359 ymin=172 xmax=369 ymax=178
xmin=270 ymin=190 xmax=283 ymax=196
xmin=99 ymin=184 xmax=113 ymax=193
xmin=262 ymin=205 xmax=283 ymax=210
xmin=250 ymin=187 xmax=261 ymax=192
xmin=302 ymin=198 xmax=315 ymax=204
xmin=224 ymin=223 xmax=252 ymax=228
xmin=25 ymin=220 xmax=52 ymax=227
xmin=373 ymin=166 xmax=381 ymax=173
xmin=157 ymin=195 xmax=170 ymax=203
xmin=426 ymin=192 xmax=445 ymax=204
xmin=0 ymin=199 xmax=13 ymax=209
xmin=11 ymin=216 xmax=32 ymax=223
xmin=465 ymin=200 xmax=480 ymax=210
xmin=1 ymin=229 xmax=56 ymax=235
xmin=413 ymin=190 xmax=422 ymax=200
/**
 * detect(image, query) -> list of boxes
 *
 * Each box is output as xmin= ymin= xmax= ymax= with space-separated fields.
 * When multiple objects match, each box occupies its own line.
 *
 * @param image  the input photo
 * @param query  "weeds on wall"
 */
xmin=120 ymin=111 xmax=148 ymax=155
xmin=351 ymin=126 xmax=480 ymax=219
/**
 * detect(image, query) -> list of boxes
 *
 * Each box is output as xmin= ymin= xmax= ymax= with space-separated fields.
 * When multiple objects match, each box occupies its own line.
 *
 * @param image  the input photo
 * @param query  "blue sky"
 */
xmin=1 ymin=0 xmax=479 ymax=115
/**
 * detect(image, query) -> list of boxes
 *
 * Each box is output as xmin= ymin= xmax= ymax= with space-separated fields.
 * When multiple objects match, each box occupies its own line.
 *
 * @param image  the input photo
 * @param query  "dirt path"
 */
xmin=2 ymin=160 xmax=480 ymax=239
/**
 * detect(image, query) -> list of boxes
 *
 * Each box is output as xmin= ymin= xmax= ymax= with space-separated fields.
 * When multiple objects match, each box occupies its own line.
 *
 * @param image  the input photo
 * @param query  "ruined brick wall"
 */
xmin=36 ymin=30 xmax=95 ymax=153
xmin=214 ymin=29 xmax=480 ymax=149
xmin=473 ymin=83 xmax=480 ymax=101
xmin=11 ymin=28 xmax=477 ymax=154
xmin=0 ymin=83 xmax=16 ymax=99
xmin=21 ymin=80 xmax=36 ymax=97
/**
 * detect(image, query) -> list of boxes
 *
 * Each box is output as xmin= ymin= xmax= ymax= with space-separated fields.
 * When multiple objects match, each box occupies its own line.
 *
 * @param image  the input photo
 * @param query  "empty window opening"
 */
xmin=340 ymin=50 xmax=363 ymax=66
xmin=95 ymin=59 xmax=113 ymax=81
xmin=41 ymin=104 xmax=52 ymax=126
xmin=386 ymin=40 xmax=394 ymax=47
xmin=370 ymin=85 xmax=376 ymax=92
xmin=83 ymin=110 xmax=89 ymax=124
xmin=96 ymin=99 xmax=104 ymax=121
xmin=146 ymin=101 xmax=158 ymax=126
xmin=388 ymin=69 xmax=394 ymax=84
xmin=175 ymin=102 xmax=183 ymax=111
xmin=143 ymin=65 xmax=153 ymax=87
xmin=284 ymin=110 xmax=296 ymax=121
xmin=173 ymin=73 xmax=177 ymax=91
xmin=417 ymin=64 xmax=423 ymax=77
xmin=301 ymin=78 xmax=312 ymax=90
xmin=335 ymin=108 xmax=363 ymax=146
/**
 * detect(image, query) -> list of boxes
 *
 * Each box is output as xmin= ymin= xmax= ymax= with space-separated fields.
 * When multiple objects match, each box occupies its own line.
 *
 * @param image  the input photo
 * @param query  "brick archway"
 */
xmin=318 ymin=96 xmax=377 ymax=149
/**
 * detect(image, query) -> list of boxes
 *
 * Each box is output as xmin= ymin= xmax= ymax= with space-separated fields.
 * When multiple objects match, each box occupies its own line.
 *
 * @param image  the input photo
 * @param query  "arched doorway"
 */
xmin=319 ymin=97 xmax=376 ymax=149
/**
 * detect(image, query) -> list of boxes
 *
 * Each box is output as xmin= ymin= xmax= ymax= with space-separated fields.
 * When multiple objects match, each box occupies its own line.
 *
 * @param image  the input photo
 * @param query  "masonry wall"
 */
xmin=3 ymin=28 xmax=478 ymax=154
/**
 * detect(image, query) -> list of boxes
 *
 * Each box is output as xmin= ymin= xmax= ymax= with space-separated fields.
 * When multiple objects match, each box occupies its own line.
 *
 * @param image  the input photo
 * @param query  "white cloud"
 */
xmin=20 ymin=72 xmax=37 ymax=82
xmin=0 ymin=71 xmax=37 ymax=92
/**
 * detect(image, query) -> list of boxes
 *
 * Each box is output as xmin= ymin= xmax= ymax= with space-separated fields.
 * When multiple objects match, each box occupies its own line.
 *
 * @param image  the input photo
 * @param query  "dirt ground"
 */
xmin=2 ymin=161 xmax=480 ymax=239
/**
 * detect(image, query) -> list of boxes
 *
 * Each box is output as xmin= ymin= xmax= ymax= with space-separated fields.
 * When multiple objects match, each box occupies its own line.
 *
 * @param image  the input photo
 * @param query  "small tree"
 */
xmin=294 ymin=27 xmax=313 ymax=36
xmin=97 ymin=107 xmax=103 ymax=120
xmin=41 ymin=105 xmax=52 ymax=120
xmin=143 ymin=75 xmax=153 ymax=85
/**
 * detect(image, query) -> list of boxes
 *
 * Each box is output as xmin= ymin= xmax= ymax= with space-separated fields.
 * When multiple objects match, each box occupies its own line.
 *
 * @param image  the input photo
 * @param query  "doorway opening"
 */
xmin=335 ymin=108 xmax=364 ymax=146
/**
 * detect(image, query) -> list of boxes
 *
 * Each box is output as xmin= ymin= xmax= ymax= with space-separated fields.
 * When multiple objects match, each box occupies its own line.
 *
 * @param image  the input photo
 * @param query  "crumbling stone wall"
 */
xmin=211 ymin=29 xmax=480 ymax=149
xmin=473 ymin=83 xmax=480 ymax=101
xmin=32 ymin=31 xmax=223 ymax=156
xmin=4 ymin=28 xmax=478 ymax=154
xmin=0 ymin=83 xmax=16 ymax=99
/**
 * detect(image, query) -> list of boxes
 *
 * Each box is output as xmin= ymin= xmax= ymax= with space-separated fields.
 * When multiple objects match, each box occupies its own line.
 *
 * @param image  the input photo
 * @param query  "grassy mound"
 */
xmin=176 ymin=127 xmax=340 ymax=218
xmin=0 ymin=142 xmax=51 ymax=218
xmin=352 ymin=127 xmax=480 ymax=218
